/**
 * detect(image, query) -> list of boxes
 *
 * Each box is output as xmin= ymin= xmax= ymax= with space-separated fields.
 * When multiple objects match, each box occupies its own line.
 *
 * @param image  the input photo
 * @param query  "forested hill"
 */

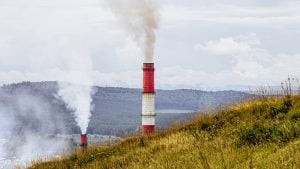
xmin=0 ymin=81 xmax=253 ymax=136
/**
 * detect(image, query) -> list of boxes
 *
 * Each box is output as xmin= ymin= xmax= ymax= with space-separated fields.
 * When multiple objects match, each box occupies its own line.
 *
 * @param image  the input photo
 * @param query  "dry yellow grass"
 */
xmin=28 ymin=96 xmax=300 ymax=169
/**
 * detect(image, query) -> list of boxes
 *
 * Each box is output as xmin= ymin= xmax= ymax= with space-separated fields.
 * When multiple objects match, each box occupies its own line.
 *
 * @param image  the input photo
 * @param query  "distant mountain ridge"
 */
xmin=0 ymin=81 xmax=253 ymax=136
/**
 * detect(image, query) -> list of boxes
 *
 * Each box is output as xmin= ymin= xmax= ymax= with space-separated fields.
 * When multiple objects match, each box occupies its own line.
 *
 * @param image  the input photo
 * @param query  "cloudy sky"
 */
xmin=0 ymin=0 xmax=300 ymax=90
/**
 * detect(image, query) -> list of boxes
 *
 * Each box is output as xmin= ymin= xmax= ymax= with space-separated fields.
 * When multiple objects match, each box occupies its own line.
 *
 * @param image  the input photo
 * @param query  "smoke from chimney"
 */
xmin=106 ymin=0 xmax=160 ymax=63
xmin=57 ymin=50 xmax=95 ymax=135
xmin=58 ymin=82 xmax=94 ymax=134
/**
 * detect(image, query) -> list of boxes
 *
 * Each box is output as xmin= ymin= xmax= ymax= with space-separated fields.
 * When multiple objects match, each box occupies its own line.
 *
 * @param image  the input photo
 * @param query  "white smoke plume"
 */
xmin=57 ymin=50 xmax=96 ymax=134
xmin=106 ymin=0 xmax=160 ymax=63
xmin=58 ymin=82 xmax=94 ymax=134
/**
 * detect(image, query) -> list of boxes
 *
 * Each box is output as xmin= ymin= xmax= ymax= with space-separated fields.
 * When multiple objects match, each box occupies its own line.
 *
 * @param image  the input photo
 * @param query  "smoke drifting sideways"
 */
xmin=0 ymin=87 xmax=69 ymax=168
xmin=106 ymin=0 xmax=160 ymax=63
xmin=56 ymin=51 xmax=96 ymax=135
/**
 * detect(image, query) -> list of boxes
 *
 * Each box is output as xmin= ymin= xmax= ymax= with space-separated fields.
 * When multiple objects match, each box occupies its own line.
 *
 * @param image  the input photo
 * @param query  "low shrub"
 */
xmin=288 ymin=110 xmax=300 ymax=121
xmin=238 ymin=122 xmax=300 ymax=146
xmin=238 ymin=124 xmax=271 ymax=146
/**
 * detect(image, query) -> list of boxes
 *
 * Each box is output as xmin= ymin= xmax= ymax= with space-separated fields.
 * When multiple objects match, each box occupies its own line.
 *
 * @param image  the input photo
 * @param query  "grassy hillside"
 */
xmin=29 ymin=96 xmax=300 ymax=169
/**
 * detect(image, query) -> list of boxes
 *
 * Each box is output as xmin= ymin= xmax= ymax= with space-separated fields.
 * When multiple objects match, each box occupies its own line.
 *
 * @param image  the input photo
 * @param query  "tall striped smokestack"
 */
xmin=142 ymin=61 xmax=155 ymax=135
xmin=106 ymin=0 xmax=159 ymax=135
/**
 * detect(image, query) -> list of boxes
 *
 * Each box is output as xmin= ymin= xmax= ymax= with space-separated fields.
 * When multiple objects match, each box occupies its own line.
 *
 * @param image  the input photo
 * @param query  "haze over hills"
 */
xmin=0 ymin=81 xmax=253 ymax=136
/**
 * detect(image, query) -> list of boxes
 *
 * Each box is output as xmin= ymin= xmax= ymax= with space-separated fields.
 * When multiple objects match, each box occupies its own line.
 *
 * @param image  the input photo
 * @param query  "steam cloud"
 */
xmin=0 ymin=87 xmax=70 ymax=168
xmin=57 ymin=50 xmax=95 ymax=135
xmin=58 ymin=83 xmax=94 ymax=134
xmin=106 ymin=0 xmax=160 ymax=63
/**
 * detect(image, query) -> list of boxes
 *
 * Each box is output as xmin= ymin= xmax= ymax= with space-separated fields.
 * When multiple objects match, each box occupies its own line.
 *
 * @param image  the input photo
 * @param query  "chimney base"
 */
xmin=142 ymin=125 xmax=155 ymax=135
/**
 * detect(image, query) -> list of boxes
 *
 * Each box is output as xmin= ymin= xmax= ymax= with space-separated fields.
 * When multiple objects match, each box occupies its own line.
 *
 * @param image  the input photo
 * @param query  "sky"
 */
xmin=0 ymin=0 xmax=300 ymax=90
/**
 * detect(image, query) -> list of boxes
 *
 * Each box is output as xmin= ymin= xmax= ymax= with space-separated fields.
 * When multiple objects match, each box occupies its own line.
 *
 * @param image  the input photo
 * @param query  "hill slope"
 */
xmin=29 ymin=96 xmax=300 ymax=169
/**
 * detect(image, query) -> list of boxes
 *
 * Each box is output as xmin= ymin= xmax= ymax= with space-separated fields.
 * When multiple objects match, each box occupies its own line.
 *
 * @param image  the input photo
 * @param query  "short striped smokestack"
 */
xmin=80 ymin=134 xmax=87 ymax=148
xmin=142 ymin=63 xmax=155 ymax=135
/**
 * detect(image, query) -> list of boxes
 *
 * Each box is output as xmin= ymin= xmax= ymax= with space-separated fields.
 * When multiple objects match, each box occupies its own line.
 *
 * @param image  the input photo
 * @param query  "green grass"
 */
xmin=28 ymin=96 xmax=300 ymax=169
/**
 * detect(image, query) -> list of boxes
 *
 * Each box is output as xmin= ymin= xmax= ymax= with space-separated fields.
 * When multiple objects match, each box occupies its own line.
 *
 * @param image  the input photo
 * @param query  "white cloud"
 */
xmin=195 ymin=37 xmax=252 ymax=55
xmin=0 ymin=32 xmax=299 ymax=90
xmin=0 ymin=0 xmax=299 ymax=90
xmin=194 ymin=33 xmax=300 ymax=87
xmin=114 ymin=38 xmax=142 ymax=69
xmin=161 ymin=1 xmax=300 ymax=25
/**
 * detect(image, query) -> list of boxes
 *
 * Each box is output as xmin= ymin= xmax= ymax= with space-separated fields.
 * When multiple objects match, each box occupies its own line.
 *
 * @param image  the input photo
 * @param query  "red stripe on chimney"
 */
xmin=143 ymin=63 xmax=155 ymax=93
xmin=142 ymin=125 xmax=155 ymax=135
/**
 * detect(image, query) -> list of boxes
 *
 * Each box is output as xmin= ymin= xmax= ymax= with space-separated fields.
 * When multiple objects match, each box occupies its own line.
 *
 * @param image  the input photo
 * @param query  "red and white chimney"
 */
xmin=142 ymin=62 xmax=155 ymax=135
